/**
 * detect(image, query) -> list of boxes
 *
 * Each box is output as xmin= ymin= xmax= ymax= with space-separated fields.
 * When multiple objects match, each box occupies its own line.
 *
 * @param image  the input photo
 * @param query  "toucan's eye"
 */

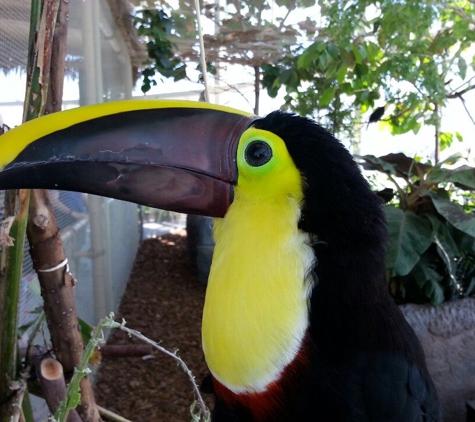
xmin=245 ymin=141 xmax=273 ymax=167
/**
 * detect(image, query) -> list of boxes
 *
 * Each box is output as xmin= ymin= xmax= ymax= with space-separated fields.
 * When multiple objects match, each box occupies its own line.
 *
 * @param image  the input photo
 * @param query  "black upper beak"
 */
xmin=0 ymin=100 xmax=254 ymax=217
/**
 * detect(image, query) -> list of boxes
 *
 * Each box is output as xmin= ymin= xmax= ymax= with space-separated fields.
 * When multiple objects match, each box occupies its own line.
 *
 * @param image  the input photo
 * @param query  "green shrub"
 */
xmin=359 ymin=153 xmax=475 ymax=305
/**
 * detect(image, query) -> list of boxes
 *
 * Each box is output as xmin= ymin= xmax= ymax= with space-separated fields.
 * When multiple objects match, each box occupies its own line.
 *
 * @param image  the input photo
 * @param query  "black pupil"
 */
xmin=245 ymin=141 xmax=273 ymax=167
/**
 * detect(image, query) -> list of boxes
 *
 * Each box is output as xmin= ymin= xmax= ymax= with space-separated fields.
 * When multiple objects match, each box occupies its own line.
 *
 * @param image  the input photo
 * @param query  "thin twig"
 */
xmin=97 ymin=406 xmax=132 ymax=422
xmin=104 ymin=315 xmax=211 ymax=422
xmin=459 ymin=96 xmax=475 ymax=126
xmin=278 ymin=8 xmax=293 ymax=30
xmin=447 ymin=74 xmax=475 ymax=95
xmin=24 ymin=309 xmax=46 ymax=369
xmin=194 ymin=0 xmax=210 ymax=102
xmin=9 ymin=370 xmax=29 ymax=422
xmin=210 ymin=75 xmax=254 ymax=109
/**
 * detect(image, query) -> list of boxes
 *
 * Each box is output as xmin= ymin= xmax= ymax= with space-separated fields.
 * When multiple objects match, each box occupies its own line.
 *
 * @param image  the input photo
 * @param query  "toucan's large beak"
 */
xmin=0 ymin=100 xmax=254 ymax=217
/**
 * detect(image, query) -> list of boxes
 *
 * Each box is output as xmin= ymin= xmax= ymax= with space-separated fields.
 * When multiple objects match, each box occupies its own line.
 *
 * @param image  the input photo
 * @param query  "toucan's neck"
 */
xmin=315 ymin=239 xmax=388 ymax=299
xmin=298 ymin=187 xmax=389 ymax=302
xmin=309 ymin=223 xmax=404 ymax=364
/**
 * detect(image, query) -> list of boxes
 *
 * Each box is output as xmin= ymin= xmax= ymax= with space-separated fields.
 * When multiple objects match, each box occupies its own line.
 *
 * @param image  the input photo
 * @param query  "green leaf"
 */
xmin=423 ymin=191 xmax=475 ymax=237
xmin=436 ymin=152 xmax=464 ymax=167
xmin=18 ymin=321 xmax=36 ymax=337
xmin=357 ymin=154 xmax=398 ymax=176
xmin=426 ymin=165 xmax=475 ymax=190
xmin=298 ymin=41 xmax=325 ymax=69
xmin=279 ymin=69 xmax=293 ymax=84
xmin=352 ymin=44 xmax=363 ymax=64
xmin=385 ymin=206 xmax=433 ymax=276
xmin=411 ymin=256 xmax=445 ymax=305
xmin=336 ymin=64 xmax=348 ymax=84
xmin=458 ymin=57 xmax=468 ymax=80
xmin=319 ymin=86 xmax=336 ymax=107
xmin=315 ymin=41 xmax=326 ymax=53
xmin=439 ymin=132 xmax=454 ymax=151
xmin=448 ymin=223 xmax=475 ymax=255
xmin=455 ymin=131 xmax=463 ymax=142
xmin=426 ymin=215 xmax=459 ymax=284
xmin=352 ymin=44 xmax=366 ymax=65
xmin=325 ymin=62 xmax=339 ymax=79
xmin=297 ymin=50 xmax=314 ymax=69
xmin=425 ymin=280 xmax=445 ymax=305
xmin=67 ymin=392 xmax=81 ymax=409
xmin=78 ymin=317 xmax=94 ymax=345
xmin=427 ymin=214 xmax=460 ymax=261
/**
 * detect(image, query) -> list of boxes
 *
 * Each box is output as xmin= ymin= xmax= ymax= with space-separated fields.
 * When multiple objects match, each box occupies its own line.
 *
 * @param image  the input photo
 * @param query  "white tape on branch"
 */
xmin=37 ymin=258 xmax=69 ymax=273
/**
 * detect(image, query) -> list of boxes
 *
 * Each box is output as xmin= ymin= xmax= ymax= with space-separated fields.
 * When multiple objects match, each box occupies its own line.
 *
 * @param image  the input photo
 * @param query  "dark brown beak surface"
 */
xmin=0 ymin=102 xmax=254 ymax=217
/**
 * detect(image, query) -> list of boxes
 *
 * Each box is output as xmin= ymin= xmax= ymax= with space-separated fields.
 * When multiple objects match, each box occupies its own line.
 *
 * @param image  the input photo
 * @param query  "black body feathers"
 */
xmin=211 ymin=111 xmax=441 ymax=422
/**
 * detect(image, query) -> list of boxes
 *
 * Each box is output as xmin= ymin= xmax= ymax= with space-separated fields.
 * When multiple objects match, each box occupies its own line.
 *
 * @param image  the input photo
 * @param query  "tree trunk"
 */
xmin=0 ymin=190 xmax=30 ymax=421
xmin=26 ymin=1 xmax=102 ymax=420
xmin=254 ymin=65 xmax=260 ymax=115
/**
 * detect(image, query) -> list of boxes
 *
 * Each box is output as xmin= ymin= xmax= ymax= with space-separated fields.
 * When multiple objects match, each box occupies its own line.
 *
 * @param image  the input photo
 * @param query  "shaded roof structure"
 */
xmin=0 ymin=0 xmax=147 ymax=76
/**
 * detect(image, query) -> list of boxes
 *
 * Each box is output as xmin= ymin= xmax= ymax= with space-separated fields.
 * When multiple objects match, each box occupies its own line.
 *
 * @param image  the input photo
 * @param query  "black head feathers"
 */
xmin=251 ymin=111 xmax=386 ymax=251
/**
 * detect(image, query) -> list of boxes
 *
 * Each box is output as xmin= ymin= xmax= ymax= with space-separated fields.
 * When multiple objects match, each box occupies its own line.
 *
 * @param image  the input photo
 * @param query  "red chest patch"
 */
xmin=212 ymin=337 xmax=311 ymax=421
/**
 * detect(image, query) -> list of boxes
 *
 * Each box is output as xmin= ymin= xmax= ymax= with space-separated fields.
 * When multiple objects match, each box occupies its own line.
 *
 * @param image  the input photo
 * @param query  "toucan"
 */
xmin=0 ymin=100 xmax=441 ymax=421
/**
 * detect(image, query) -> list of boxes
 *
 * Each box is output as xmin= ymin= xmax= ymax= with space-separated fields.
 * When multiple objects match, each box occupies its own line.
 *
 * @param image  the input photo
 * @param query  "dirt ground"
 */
xmin=94 ymin=231 xmax=215 ymax=422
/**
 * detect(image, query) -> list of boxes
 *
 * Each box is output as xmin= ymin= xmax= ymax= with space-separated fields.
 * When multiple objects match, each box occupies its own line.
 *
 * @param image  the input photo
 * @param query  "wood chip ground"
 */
xmin=94 ymin=231 xmax=215 ymax=421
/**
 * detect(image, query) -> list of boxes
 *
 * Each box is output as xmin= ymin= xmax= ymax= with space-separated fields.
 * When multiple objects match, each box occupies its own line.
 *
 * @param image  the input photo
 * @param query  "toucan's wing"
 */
xmin=349 ymin=353 xmax=441 ymax=422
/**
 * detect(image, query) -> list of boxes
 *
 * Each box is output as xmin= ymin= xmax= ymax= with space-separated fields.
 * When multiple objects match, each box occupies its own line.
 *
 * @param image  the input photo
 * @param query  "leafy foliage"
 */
xmin=132 ymin=0 xmax=318 ymax=109
xmin=261 ymin=0 xmax=475 ymax=143
xmin=135 ymin=9 xmax=187 ymax=93
xmin=132 ymin=0 xmax=475 ymax=307
xmin=359 ymin=153 xmax=475 ymax=305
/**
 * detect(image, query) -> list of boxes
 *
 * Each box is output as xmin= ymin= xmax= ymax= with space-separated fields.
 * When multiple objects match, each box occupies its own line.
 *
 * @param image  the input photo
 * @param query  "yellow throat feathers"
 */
xmin=201 ymin=127 xmax=315 ymax=394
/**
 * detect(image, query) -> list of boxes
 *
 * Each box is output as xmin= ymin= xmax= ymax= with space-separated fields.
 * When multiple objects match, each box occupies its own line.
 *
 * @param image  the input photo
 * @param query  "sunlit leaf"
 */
xmin=439 ymin=132 xmax=454 ymax=151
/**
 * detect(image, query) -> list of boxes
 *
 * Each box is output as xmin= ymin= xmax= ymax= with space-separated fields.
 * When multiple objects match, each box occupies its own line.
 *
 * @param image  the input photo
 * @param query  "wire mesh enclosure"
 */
xmin=0 ymin=0 xmax=142 ymax=418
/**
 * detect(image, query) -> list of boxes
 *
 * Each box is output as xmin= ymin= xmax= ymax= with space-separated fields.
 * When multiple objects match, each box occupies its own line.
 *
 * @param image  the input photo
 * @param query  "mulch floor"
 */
xmin=94 ymin=231 xmax=215 ymax=422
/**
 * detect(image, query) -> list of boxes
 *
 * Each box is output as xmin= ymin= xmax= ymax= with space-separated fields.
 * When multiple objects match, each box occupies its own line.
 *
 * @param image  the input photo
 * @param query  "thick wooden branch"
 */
xmin=26 ymin=1 xmax=102 ymax=421
xmin=37 ymin=358 xmax=82 ymax=422
xmin=27 ymin=190 xmax=102 ymax=422
xmin=45 ymin=0 xmax=69 ymax=115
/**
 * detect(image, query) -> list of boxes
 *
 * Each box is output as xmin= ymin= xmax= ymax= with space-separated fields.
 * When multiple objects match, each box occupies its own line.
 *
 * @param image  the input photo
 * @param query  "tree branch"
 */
xmin=446 ymin=83 xmax=475 ymax=99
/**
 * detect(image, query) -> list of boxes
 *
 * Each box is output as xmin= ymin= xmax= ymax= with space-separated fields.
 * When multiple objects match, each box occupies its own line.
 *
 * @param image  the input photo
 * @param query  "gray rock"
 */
xmin=401 ymin=298 xmax=475 ymax=422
